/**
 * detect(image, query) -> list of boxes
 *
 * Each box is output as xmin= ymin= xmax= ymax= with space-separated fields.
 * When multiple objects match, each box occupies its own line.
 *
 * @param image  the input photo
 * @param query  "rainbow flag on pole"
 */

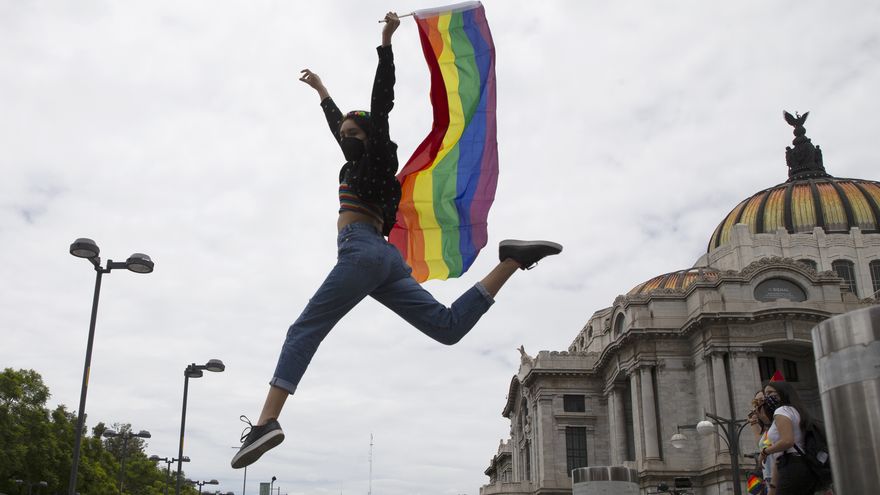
xmin=390 ymin=1 xmax=497 ymax=282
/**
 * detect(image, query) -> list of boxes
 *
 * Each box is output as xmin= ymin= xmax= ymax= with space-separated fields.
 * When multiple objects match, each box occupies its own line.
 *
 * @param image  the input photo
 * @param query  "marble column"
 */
xmin=711 ymin=353 xmax=731 ymax=453
xmin=628 ymin=372 xmax=643 ymax=463
xmin=639 ymin=366 xmax=661 ymax=460
xmin=614 ymin=386 xmax=628 ymax=464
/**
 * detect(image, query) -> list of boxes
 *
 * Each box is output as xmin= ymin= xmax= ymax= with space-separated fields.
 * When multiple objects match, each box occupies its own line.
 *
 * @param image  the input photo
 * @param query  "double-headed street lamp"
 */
xmin=149 ymin=455 xmax=189 ymax=495
xmin=103 ymin=428 xmax=151 ymax=495
xmin=175 ymin=360 xmax=225 ymax=495
xmin=67 ymin=238 xmax=154 ymax=495
xmin=186 ymin=479 xmax=218 ymax=495
xmin=671 ymin=412 xmax=750 ymax=495
xmin=12 ymin=480 xmax=48 ymax=495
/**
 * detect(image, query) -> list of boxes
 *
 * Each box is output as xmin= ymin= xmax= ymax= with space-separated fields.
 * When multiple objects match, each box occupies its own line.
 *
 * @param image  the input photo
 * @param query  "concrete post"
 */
xmin=572 ymin=466 xmax=638 ymax=495
xmin=812 ymin=306 xmax=880 ymax=494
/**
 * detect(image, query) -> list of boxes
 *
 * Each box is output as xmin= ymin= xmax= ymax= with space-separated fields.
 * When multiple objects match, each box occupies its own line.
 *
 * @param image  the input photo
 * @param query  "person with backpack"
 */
xmin=758 ymin=381 xmax=822 ymax=494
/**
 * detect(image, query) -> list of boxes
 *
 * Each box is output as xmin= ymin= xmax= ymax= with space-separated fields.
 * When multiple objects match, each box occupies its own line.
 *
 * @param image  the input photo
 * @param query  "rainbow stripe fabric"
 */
xmin=389 ymin=1 xmax=497 ymax=282
xmin=746 ymin=474 xmax=764 ymax=495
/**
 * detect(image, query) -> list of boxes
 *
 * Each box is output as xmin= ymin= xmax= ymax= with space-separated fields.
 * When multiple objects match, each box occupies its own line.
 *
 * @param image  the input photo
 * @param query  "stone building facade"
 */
xmin=480 ymin=114 xmax=880 ymax=495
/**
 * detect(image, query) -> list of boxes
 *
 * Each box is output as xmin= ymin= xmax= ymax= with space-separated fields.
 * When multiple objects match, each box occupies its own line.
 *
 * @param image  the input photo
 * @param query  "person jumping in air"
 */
xmin=231 ymin=11 xmax=561 ymax=469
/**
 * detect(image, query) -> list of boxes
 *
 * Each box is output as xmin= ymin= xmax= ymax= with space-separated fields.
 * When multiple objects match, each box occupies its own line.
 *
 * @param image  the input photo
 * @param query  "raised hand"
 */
xmin=299 ymin=69 xmax=329 ymax=100
xmin=382 ymin=12 xmax=399 ymax=46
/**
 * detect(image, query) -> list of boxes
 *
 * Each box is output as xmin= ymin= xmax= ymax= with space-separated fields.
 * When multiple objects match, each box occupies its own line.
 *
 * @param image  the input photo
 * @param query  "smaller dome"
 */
xmin=628 ymin=268 xmax=720 ymax=296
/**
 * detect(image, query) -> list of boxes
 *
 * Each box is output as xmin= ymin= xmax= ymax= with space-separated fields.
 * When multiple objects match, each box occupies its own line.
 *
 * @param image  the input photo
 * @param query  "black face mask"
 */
xmin=763 ymin=395 xmax=782 ymax=416
xmin=340 ymin=137 xmax=366 ymax=162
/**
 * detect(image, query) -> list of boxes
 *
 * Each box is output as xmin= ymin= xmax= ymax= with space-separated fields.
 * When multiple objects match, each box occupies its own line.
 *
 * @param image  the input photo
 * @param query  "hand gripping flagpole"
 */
xmin=378 ymin=12 xmax=413 ymax=22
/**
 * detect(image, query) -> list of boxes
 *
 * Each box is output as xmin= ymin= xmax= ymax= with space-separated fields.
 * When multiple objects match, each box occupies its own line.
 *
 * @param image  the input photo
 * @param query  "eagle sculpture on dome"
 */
xmin=784 ymin=110 xmax=809 ymax=128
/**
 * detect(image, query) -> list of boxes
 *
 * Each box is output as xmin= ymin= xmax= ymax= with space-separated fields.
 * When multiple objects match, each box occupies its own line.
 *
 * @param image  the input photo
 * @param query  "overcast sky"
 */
xmin=2 ymin=1 xmax=879 ymax=494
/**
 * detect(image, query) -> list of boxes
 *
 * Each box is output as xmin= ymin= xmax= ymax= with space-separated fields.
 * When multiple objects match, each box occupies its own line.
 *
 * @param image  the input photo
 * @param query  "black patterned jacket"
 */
xmin=320 ymin=45 xmax=401 ymax=236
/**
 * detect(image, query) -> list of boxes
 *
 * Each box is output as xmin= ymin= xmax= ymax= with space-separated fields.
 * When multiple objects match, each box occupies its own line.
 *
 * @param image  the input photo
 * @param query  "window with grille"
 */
xmin=783 ymin=359 xmax=799 ymax=382
xmin=614 ymin=314 xmax=625 ymax=335
xmin=563 ymin=395 xmax=586 ymax=413
xmin=832 ymin=259 xmax=858 ymax=294
xmin=758 ymin=356 xmax=777 ymax=382
xmin=566 ymin=427 xmax=588 ymax=475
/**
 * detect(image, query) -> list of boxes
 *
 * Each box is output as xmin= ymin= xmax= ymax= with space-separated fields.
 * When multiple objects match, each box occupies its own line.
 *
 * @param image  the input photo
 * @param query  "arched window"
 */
xmin=798 ymin=259 xmax=817 ymax=271
xmin=587 ymin=325 xmax=593 ymax=339
xmin=832 ymin=259 xmax=858 ymax=294
xmin=870 ymin=260 xmax=880 ymax=298
xmin=614 ymin=314 xmax=625 ymax=335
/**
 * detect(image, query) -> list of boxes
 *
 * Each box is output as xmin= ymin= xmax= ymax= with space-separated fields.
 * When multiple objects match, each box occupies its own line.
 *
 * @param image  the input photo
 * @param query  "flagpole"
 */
xmin=378 ymin=12 xmax=414 ymax=22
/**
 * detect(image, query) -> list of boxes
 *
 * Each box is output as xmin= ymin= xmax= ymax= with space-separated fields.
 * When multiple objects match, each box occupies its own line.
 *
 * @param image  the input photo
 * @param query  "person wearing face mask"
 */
xmin=231 ymin=11 xmax=562 ymax=470
xmin=749 ymin=387 xmax=776 ymax=495
xmin=758 ymin=382 xmax=819 ymax=494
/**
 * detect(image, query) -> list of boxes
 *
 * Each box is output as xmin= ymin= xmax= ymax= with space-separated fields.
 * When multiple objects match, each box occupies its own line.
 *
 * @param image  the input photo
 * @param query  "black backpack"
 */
xmin=793 ymin=421 xmax=833 ymax=490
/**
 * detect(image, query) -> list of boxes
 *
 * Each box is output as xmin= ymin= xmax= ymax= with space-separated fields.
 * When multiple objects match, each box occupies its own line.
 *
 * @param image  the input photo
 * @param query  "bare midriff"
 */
xmin=337 ymin=210 xmax=383 ymax=234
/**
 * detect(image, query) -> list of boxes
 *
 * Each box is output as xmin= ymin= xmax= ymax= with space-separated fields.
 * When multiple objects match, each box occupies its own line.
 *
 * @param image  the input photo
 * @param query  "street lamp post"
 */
xmin=67 ymin=238 xmax=154 ymax=495
xmin=12 ymin=480 xmax=48 ymax=495
xmin=187 ymin=480 xmax=219 ymax=495
xmin=671 ymin=412 xmax=750 ymax=495
xmin=104 ymin=428 xmax=151 ymax=495
xmin=229 ymin=447 xmax=247 ymax=495
xmin=269 ymin=477 xmax=276 ymax=495
xmin=175 ymin=360 xmax=225 ymax=495
xmin=150 ymin=455 xmax=189 ymax=495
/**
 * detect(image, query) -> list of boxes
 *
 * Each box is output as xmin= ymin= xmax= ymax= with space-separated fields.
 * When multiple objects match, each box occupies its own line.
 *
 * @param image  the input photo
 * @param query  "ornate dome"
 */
xmin=628 ymin=268 xmax=720 ymax=296
xmin=708 ymin=112 xmax=880 ymax=252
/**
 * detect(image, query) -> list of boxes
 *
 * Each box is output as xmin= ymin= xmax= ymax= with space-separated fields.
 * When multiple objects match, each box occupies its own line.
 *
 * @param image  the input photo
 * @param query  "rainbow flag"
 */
xmin=746 ymin=474 xmax=764 ymax=495
xmin=390 ymin=1 xmax=497 ymax=282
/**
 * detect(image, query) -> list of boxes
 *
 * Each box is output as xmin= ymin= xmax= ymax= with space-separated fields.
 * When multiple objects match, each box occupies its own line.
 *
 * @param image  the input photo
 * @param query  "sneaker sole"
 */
xmin=499 ymin=240 xmax=563 ymax=252
xmin=231 ymin=429 xmax=285 ymax=469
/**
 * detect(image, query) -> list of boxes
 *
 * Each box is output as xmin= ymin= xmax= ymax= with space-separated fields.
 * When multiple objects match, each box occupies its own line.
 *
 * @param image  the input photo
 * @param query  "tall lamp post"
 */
xmin=149 ymin=455 xmax=189 ymax=495
xmin=12 ymin=480 xmax=48 ymax=495
xmin=175 ymin=360 xmax=225 ymax=495
xmin=671 ymin=412 xmax=750 ymax=495
xmin=67 ymin=238 xmax=154 ymax=495
xmin=103 ymin=428 xmax=151 ymax=495
xmin=186 ymin=480 xmax=219 ymax=495
xmin=229 ymin=447 xmax=247 ymax=495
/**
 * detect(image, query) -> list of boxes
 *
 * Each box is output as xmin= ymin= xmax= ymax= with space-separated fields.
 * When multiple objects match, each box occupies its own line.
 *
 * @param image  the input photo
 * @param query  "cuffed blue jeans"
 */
xmin=270 ymin=222 xmax=495 ymax=394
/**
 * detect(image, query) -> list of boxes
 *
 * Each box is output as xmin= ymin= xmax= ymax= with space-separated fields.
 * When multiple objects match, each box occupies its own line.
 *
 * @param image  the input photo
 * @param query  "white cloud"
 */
xmin=3 ymin=1 xmax=879 ymax=494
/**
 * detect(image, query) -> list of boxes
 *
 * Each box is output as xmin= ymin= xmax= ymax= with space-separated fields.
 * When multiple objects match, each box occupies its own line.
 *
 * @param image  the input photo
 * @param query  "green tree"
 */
xmin=0 ymin=368 xmax=63 ymax=495
xmin=0 ymin=369 xmax=182 ymax=495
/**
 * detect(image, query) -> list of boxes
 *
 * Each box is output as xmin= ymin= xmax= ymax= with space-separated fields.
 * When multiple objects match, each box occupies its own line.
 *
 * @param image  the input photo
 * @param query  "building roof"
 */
xmin=708 ymin=112 xmax=880 ymax=252
xmin=627 ymin=267 xmax=720 ymax=296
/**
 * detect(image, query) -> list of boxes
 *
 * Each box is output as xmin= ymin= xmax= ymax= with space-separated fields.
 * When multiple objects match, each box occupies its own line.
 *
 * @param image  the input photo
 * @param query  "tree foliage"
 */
xmin=0 ymin=369 xmax=198 ymax=495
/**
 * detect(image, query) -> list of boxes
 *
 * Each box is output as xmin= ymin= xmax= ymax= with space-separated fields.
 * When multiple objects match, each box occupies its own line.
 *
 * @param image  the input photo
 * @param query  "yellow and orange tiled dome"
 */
xmin=708 ymin=177 xmax=880 ymax=252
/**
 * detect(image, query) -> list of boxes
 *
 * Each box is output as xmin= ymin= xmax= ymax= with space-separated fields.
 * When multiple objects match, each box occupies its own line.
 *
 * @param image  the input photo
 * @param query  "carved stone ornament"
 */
xmin=784 ymin=111 xmax=829 ymax=181
xmin=739 ymin=255 xmax=834 ymax=279
xmin=518 ymin=345 xmax=535 ymax=366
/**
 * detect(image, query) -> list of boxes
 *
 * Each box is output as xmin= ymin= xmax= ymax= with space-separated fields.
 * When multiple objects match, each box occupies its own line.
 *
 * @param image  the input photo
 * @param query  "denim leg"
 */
xmin=270 ymin=225 xmax=386 ymax=394
xmin=369 ymin=244 xmax=494 ymax=345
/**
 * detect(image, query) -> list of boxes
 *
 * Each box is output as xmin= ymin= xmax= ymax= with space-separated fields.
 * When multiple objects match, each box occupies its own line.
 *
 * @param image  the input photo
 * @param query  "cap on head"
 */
xmin=343 ymin=110 xmax=372 ymax=137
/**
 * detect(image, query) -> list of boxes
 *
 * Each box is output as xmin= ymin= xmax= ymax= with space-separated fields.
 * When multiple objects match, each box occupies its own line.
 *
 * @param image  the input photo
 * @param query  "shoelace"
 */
xmin=238 ymin=415 xmax=254 ymax=443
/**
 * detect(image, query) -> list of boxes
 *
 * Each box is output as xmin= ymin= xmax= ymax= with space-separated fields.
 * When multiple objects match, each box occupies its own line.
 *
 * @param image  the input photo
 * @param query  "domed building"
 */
xmin=480 ymin=113 xmax=879 ymax=495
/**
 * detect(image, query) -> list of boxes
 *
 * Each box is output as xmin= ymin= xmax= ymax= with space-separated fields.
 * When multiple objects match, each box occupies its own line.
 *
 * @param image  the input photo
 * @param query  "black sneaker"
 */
xmin=231 ymin=415 xmax=285 ymax=469
xmin=499 ymin=240 xmax=562 ymax=270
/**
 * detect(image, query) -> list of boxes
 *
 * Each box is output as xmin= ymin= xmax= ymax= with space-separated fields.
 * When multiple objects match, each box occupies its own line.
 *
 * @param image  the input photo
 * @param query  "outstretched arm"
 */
xmin=371 ymin=12 xmax=399 ymax=150
xmin=300 ymin=68 xmax=344 ymax=142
